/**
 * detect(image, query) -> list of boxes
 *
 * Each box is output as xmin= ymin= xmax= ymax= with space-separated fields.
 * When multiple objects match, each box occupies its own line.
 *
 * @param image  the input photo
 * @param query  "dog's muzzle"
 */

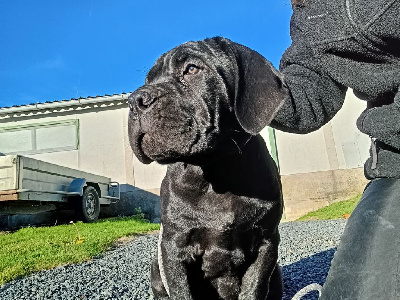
xmin=127 ymin=90 xmax=155 ymax=164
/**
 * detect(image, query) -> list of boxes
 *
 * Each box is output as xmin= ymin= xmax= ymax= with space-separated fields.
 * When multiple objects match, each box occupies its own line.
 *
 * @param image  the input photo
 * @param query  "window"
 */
xmin=0 ymin=120 xmax=79 ymax=155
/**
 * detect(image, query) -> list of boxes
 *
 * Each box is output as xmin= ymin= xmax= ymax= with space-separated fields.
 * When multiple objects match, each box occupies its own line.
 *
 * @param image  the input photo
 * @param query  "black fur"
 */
xmin=128 ymin=37 xmax=286 ymax=300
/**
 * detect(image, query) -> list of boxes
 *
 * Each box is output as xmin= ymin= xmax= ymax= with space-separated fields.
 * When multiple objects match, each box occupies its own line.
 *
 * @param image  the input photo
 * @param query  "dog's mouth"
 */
xmin=134 ymin=133 xmax=153 ymax=164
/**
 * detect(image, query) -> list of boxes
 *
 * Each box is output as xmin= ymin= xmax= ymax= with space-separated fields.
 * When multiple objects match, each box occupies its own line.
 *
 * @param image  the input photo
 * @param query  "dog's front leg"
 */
xmin=158 ymin=232 xmax=193 ymax=300
xmin=239 ymin=235 xmax=282 ymax=300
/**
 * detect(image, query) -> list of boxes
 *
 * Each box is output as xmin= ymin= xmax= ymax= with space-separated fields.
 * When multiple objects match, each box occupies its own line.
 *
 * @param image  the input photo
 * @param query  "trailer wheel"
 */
xmin=76 ymin=186 xmax=100 ymax=222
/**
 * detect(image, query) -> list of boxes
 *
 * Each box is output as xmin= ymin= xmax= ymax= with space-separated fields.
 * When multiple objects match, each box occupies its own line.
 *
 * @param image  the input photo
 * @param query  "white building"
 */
xmin=0 ymin=90 xmax=369 ymax=220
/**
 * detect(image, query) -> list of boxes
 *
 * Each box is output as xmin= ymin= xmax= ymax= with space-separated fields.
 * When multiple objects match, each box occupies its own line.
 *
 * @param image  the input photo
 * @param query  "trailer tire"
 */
xmin=76 ymin=186 xmax=100 ymax=223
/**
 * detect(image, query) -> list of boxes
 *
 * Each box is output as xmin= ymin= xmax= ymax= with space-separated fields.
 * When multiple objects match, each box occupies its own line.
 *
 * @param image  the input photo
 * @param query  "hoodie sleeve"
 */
xmin=270 ymin=62 xmax=347 ymax=134
xmin=270 ymin=9 xmax=348 ymax=134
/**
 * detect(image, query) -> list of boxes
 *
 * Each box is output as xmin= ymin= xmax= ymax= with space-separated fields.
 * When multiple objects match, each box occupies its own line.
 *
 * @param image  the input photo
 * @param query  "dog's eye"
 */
xmin=184 ymin=64 xmax=200 ymax=75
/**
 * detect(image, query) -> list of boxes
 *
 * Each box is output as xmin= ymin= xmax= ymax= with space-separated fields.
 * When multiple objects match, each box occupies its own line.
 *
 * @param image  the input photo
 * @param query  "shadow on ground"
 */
xmin=282 ymin=248 xmax=336 ymax=300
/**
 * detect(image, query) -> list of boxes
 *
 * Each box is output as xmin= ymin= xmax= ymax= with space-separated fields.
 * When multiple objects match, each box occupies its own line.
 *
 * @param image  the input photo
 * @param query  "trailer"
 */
xmin=0 ymin=155 xmax=120 ymax=222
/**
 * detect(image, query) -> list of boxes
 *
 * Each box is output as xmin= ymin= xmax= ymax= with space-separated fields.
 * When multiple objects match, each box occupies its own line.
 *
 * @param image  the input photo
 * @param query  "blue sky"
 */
xmin=0 ymin=1 xmax=293 ymax=108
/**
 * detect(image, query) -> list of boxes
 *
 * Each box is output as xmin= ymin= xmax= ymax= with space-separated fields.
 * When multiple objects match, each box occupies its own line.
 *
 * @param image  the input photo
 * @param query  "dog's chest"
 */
xmin=163 ymin=181 xmax=238 ymax=231
xmin=160 ymin=163 xmax=268 ymax=233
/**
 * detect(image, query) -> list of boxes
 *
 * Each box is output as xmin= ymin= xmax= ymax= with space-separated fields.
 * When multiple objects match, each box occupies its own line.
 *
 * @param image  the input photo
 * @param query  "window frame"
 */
xmin=0 ymin=119 xmax=80 ymax=155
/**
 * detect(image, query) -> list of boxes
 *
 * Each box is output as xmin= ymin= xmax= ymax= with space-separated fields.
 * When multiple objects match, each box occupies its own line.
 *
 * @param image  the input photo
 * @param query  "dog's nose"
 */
xmin=128 ymin=90 xmax=155 ymax=112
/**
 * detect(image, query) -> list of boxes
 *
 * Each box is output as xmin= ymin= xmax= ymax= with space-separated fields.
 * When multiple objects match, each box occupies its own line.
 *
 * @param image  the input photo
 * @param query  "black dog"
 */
xmin=128 ymin=37 xmax=287 ymax=300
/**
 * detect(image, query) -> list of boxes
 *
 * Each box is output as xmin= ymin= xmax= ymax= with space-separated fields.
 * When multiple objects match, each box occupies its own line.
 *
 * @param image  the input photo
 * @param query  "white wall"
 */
xmin=22 ymin=108 xmax=128 ymax=183
xmin=275 ymin=89 xmax=370 ymax=175
xmin=21 ymin=105 xmax=167 ymax=193
xmin=330 ymin=91 xmax=370 ymax=169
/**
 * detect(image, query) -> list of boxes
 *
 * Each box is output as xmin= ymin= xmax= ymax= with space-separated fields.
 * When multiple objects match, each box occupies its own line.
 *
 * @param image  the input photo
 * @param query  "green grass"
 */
xmin=0 ymin=216 xmax=160 ymax=285
xmin=296 ymin=194 xmax=362 ymax=221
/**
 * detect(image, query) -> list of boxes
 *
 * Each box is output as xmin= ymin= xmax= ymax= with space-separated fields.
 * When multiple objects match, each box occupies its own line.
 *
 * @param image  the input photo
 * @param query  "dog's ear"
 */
xmin=291 ymin=0 xmax=306 ymax=8
xmin=210 ymin=37 xmax=288 ymax=135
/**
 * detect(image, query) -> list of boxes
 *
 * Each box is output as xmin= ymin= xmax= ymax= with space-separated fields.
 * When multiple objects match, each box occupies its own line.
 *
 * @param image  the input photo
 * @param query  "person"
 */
xmin=266 ymin=0 xmax=400 ymax=298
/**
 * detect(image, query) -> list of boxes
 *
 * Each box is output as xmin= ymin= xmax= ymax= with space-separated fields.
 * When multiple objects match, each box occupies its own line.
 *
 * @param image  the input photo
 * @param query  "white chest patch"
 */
xmin=158 ymin=224 xmax=170 ymax=296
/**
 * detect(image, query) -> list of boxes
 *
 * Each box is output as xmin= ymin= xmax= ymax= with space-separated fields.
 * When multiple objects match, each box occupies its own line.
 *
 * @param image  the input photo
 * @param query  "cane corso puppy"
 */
xmin=128 ymin=37 xmax=286 ymax=300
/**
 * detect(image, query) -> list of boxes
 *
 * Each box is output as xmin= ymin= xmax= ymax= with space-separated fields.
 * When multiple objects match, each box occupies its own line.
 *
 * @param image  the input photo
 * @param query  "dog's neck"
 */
xmin=164 ymin=134 xmax=279 ymax=200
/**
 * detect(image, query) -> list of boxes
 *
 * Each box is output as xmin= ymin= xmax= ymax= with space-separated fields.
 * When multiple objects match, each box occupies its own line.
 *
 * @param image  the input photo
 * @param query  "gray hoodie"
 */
xmin=271 ymin=0 xmax=400 ymax=179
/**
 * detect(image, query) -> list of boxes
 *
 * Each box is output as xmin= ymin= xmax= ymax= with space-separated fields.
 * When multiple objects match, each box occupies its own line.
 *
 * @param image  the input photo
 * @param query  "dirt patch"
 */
xmin=112 ymin=230 xmax=160 ymax=248
xmin=114 ymin=236 xmax=135 ymax=246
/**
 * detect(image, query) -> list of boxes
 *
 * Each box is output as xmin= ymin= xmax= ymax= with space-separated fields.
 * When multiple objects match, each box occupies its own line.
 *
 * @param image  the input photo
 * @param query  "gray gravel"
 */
xmin=278 ymin=220 xmax=347 ymax=300
xmin=0 ymin=219 xmax=347 ymax=300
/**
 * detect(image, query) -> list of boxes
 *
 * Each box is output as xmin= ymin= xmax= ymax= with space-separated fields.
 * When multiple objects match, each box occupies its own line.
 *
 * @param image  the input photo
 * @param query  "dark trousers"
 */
xmin=320 ymin=178 xmax=400 ymax=299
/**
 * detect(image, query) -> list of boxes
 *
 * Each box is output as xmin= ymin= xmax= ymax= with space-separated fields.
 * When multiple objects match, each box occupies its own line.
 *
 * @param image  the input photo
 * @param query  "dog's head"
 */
xmin=128 ymin=37 xmax=286 ymax=164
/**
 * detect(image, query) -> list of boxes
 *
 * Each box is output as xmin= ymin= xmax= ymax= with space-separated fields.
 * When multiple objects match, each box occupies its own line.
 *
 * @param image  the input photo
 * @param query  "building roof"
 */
xmin=0 ymin=92 xmax=131 ymax=116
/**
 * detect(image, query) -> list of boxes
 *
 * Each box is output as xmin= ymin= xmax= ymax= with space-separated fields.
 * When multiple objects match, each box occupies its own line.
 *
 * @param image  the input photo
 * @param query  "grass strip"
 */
xmin=0 ymin=216 xmax=160 ymax=285
xmin=296 ymin=194 xmax=362 ymax=221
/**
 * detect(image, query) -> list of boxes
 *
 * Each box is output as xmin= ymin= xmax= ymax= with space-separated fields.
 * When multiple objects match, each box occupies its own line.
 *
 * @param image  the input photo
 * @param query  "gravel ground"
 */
xmin=0 ymin=219 xmax=347 ymax=300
